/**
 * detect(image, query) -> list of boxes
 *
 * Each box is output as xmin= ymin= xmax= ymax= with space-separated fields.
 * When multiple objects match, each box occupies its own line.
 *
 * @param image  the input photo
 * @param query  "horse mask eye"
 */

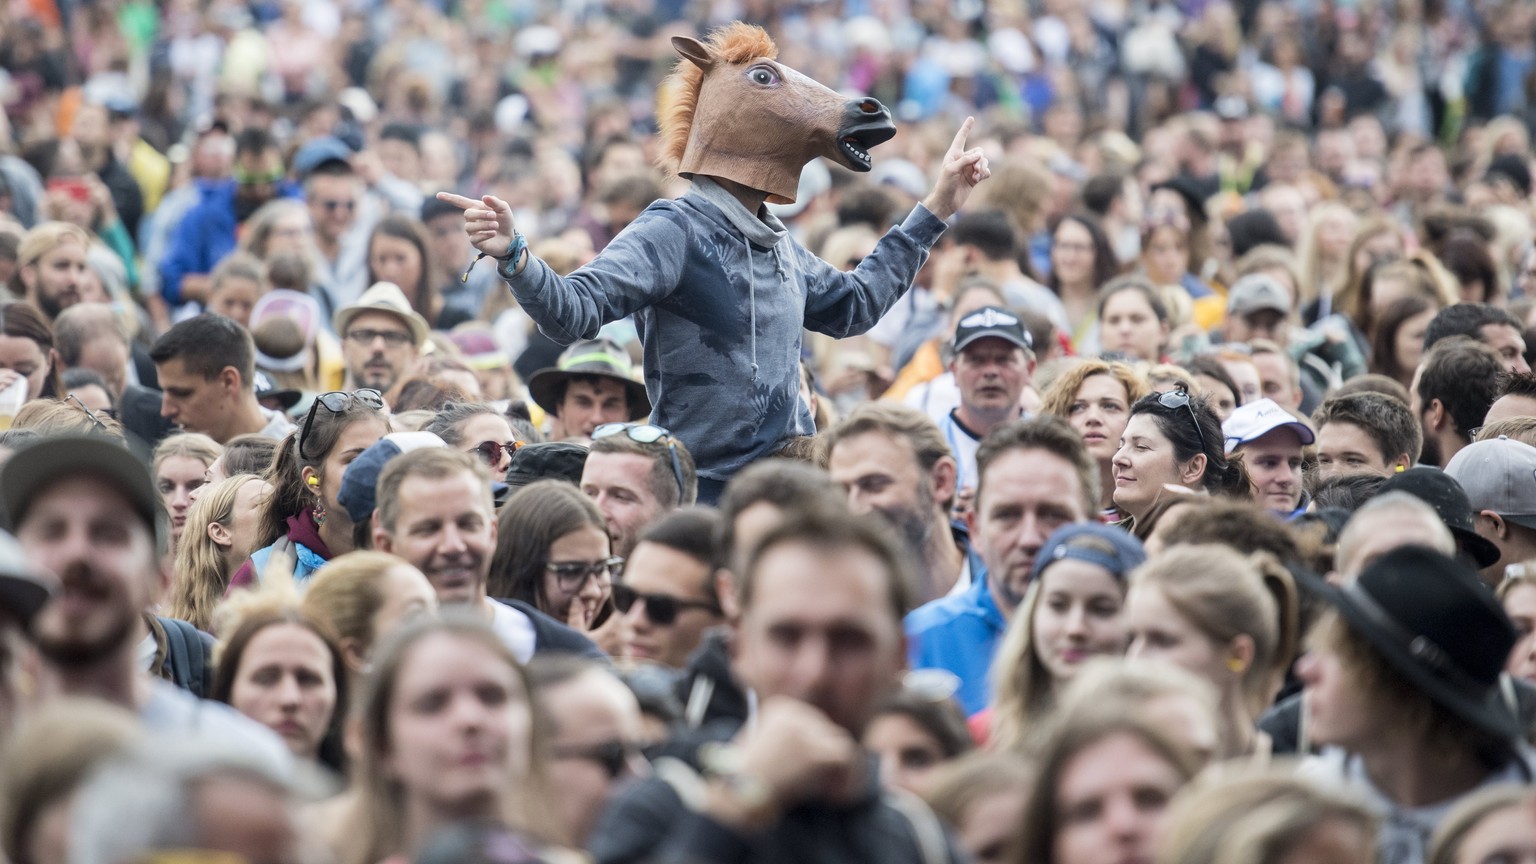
xmin=748 ymin=66 xmax=780 ymax=86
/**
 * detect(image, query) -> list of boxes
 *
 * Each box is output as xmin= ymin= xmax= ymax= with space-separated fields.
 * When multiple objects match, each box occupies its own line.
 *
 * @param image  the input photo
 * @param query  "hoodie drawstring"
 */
xmin=743 ymin=234 xmax=762 ymax=382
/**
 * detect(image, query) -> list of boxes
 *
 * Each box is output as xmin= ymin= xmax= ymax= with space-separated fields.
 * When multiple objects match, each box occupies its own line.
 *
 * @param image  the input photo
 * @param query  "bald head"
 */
xmin=1334 ymin=492 xmax=1455 ymax=579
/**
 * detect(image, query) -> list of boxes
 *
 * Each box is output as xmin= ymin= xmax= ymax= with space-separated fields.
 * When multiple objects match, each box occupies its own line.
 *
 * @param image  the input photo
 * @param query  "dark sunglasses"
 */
xmin=471 ymin=440 xmax=522 ymax=465
xmin=611 ymin=581 xmax=720 ymax=626
xmin=551 ymin=740 xmax=646 ymax=780
xmin=299 ymin=389 xmax=385 ymax=459
xmin=592 ymin=423 xmax=685 ymax=499
xmin=1156 ymin=388 xmax=1208 ymax=455
xmin=545 ymin=556 xmax=624 ymax=592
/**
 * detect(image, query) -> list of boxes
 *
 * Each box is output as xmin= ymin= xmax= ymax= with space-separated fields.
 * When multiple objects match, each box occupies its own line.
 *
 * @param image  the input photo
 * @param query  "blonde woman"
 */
xmin=1428 ymin=785 xmax=1536 ymax=864
xmin=988 ymin=524 xmax=1146 ymax=750
xmin=300 ymin=550 xmax=438 ymax=673
xmin=167 ymin=474 xmax=272 ymax=631
xmin=330 ymin=616 xmax=573 ymax=864
xmin=152 ymin=432 xmax=223 ymax=551
xmin=1123 ymin=544 xmax=1300 ymax=760
xmin=1296 ymin=202 xmax=1358 ymax=315
xmin=1156 ymin=768 xmax=1379 ymax=864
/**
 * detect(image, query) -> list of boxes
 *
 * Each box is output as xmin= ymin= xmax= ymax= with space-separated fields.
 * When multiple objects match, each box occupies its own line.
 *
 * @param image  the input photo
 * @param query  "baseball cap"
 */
xmin=252 ymin=371 xmax=302 ymax=412
xmin=952 ymin=306 xmax=1033 ymax=354
xmin=291 ymin=136 xmax=354 ymax=179
xmin=504 ymin=442 xmax=589 ymax=489
xmin=1444 ymin=437 xmax=1536 ymax=532
xmin=1379 ymin=467 xmax=1502 ymax=569
xmin=1031 ymin=523 xmax=1146 ymax=583
xmin=1226 ymin=273 xmax=1292 ymax=317
xmin=0 ymin=435 xmax=160 ymax=545
xmin=1222 ymin=398 xmax=1315 ymax=454
xmin=338 ymin=432 xmax=447 ymax=524
xmin=334 ymin=282 xmax=430 ymax=346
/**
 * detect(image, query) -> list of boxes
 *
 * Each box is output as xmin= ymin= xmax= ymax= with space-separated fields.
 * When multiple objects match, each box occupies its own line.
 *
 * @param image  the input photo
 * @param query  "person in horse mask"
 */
xmin=440 ymin=22 xmax=989 ymax=504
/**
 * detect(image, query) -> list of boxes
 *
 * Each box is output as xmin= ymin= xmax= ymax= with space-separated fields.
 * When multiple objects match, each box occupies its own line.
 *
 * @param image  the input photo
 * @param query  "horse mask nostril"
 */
xmin=859 ymin=99 xmax=880 ymax=114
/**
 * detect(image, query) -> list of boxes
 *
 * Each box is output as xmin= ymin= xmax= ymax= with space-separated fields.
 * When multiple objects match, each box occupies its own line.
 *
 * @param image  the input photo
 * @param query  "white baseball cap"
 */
xmin=1222 ymin=397 xmax=1315 ymax=454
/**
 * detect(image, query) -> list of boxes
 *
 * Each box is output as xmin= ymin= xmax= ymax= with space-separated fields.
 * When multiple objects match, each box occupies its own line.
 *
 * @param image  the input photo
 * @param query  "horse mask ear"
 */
xmin=672 ymin=36 xmax=714 ymax=70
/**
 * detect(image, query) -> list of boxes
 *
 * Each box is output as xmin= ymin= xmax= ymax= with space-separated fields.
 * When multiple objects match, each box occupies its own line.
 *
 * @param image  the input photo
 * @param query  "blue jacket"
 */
xmin=502 ymin=177 xmax=947 ymax=481
xmin=158 ymin=179 xmax=300 ymax=305
xmin=904 ymin=573 xmax=1006 ymax=716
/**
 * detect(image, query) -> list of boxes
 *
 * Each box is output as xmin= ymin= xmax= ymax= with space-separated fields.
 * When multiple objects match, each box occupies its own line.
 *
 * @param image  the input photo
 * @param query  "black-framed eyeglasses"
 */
xmin=1156 ymin=388 xmax=1208 ymax=455
xmin=344 ymin=328 xmax=413 ymax=348
xmin=545 ymin=556 xmax=624 ymax=592
xmin=592 ymin=422 xmax=685 ymax=499
xmin=471 ymin=440 xmax=522 ymax=465
xmin=611 ymin=581 xmax=720 ymax=626
xmin=299 ymin=389 xmax=385 ymax=459
xmin=550 ymin=740 xmax=646 ymax=780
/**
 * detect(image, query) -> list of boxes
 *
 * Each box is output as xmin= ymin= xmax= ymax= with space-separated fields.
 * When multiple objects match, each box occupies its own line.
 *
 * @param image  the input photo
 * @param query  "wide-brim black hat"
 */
xmin=1300 ymin=546 xmax=1520 ymax=741
xmin=526 ymin=338 xmax=650 ymax=421
xmin=1379 ymin=468 xmax=1501 ymax=569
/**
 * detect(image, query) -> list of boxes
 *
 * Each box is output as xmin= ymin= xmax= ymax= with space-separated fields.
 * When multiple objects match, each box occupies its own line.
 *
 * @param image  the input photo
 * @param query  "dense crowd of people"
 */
xmin=3 ymin=0 xmax=1536 ymax=862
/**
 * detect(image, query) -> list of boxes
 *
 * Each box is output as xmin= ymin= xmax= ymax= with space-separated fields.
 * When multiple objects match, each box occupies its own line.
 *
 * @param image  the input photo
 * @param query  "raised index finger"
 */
xmin=947 ymin=116 xmax=976 ymax=158
xmin=435 ymin=191 xmax=479 ymax=210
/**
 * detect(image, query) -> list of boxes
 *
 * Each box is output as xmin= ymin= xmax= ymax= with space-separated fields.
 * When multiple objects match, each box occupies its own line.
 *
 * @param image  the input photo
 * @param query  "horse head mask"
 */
xmin=659 ymin=23 xmax=897 ymax=206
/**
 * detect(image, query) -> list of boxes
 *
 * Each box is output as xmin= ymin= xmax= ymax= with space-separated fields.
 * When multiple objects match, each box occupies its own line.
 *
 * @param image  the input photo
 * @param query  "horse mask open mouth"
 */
xmin=659 ymin=23 xmax=898 ymax=206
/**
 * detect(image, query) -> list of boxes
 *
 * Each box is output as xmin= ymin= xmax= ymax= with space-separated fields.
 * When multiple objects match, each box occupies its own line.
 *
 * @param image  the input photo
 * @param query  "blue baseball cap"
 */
xmin=338 ymin=432 xmax=446 ymax=524
xmin=1030 ymin=522 xmax=1146 ymax=583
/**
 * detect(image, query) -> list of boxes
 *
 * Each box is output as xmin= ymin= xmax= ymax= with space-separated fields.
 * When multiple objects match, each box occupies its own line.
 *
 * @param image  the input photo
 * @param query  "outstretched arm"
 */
xmin=435 ymin=190 xmax=686 ymax=343
xmin=921 ymin=116 xmax=991 ymax=221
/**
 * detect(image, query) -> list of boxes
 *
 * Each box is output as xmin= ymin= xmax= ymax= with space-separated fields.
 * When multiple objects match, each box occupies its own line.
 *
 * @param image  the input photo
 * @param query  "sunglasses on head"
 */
xmin=551 ymin=740 xmax=646 ymax=780
xmin=299 ymin=389 xmax=385 ymax=459
xmin=611 ymin=581 xmax=720 ymax=626
xmin=471 ymin=440 xmax=522 ymax=465
xmin=1155 ymin=388 xmax=1209 ymax=455
xmin=592 ymin=423 xmax=685 ymax=500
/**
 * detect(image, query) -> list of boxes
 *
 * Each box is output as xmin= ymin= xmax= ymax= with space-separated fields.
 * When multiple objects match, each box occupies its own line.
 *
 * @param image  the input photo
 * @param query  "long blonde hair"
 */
xmin=340 ymin=616 xmax=564 ymax=864
xmin=168 ymin=474 xmax=263 ymax=632
xmin=1129 ymin=545 xmax=1299 ymax=717
xmin=302 ymin=551 xmax=428 ymax=664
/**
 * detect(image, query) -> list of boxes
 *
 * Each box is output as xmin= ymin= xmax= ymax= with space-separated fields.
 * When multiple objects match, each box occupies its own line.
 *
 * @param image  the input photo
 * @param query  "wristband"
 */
xmin=463 ymin=230 xmax=527 ymax=282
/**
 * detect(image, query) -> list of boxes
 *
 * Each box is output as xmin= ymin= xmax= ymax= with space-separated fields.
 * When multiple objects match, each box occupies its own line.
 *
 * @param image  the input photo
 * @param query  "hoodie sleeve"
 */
xmin=800 ymin=203 xmax=948 ymax=339
xmin=500 ymin=201 xmax=691 ymax=345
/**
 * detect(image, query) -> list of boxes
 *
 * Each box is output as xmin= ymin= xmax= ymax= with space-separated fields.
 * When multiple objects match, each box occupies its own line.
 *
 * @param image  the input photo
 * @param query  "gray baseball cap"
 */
xmin=1445 ymin=437 xmax=1536 ymax=531
xmin=0 ymin=529 xmax=55 ymax=630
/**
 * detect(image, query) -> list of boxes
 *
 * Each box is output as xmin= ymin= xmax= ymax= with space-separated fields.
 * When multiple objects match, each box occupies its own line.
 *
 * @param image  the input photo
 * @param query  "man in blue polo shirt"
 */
xmin=903 ymin=415 xmax=1098 ymax=715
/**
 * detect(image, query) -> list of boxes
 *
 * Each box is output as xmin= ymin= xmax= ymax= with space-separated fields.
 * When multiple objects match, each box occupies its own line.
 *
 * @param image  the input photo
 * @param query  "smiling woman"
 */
xmin=488 ymin=479 xmax=613 ymax=631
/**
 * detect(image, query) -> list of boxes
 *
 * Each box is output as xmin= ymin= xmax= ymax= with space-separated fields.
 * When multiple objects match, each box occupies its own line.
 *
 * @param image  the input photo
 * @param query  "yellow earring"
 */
xmin=1227 ymin=657 xmax=1245 ymax=673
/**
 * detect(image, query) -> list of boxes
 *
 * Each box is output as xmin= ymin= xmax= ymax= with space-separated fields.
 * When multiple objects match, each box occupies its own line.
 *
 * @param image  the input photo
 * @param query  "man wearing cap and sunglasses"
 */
xmin=527 ymin=338 xmax=651 ymax=442
xmin=581 ymin=421 xmax=698 ymax=559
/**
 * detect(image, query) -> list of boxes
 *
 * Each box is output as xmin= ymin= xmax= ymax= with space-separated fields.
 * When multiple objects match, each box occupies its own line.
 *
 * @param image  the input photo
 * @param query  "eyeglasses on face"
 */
xmin=234 ymin=166 xmax=284 ymax=186
xmin=344 ymin=328 xmax=413 ymax=348
xmin=545 ymin=556 xmax=624 ymax=592
xmin=551 ymin=740 xmax=646 ymax=780
xmin=592 ymin=422 xmax=685 ymax=500
xmin=471 ymin=440 xmax=522 ymax=465
xmin=318 ymin=199 xmax=355 ymax=212
xmin=611 ymin=581 xmax=720 ymax=626
xmin=1155 ymin=388 xmax=1209 ymax=456
xmin=299 ymin=388 xmax=385 ymax=459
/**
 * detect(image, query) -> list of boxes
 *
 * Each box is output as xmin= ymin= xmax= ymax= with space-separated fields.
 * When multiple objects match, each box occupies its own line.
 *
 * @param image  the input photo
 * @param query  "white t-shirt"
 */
xmin=487 ymin=598 xmax=537 ymax=664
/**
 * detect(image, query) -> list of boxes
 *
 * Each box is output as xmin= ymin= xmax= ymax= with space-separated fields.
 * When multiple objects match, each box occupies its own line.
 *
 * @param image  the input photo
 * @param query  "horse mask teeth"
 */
xmin=660 ymin=23 xmax=896 ymax=205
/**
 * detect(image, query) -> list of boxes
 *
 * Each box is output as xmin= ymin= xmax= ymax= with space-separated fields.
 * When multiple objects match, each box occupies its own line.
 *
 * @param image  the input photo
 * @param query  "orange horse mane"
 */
xmin=656 ymin=23 xmax=779 ymax=177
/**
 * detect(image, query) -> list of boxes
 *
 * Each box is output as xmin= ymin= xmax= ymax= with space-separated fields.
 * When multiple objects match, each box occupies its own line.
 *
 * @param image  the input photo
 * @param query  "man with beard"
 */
xmin=827 ymin=403 xmax=973 ymax=602
xmin=159 ymin=128 xmax=296 ymax=308
xmin=333 ymin=282 xmax=428 ymax=393
xmin=1411 ymin=336 xmax=1502 ymax=467
xmin=903 ymin=417 xmax=1097 ymax=714
xmin=2 ymin=435 xmax=287 ymax=756
xmin=371 ymin=447 xmax=601 ymax=660
xmin=936 ymin=306 xmax=1034 ymax=509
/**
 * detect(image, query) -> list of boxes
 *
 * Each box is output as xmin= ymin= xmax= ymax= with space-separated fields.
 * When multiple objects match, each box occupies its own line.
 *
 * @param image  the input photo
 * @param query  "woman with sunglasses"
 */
xmin=426 ymin=401 xmax=520 ymax=482
xmin=1111 ymin=389 xmax=1246 ymax=530
xmin=488 ymin=479 xmax=616 ymax=632
xmin=231 ymin=388 xmax=388 ymax=588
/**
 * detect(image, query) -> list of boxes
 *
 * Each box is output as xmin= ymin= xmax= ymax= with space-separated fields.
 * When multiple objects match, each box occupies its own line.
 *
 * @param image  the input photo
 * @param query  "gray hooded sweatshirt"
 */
xmin=502 ymin=177 xmax=948 ymax=481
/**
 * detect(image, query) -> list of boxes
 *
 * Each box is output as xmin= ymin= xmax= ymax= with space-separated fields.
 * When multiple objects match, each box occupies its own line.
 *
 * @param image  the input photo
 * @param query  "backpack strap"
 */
xmin=156 ymin=616 xmax=214 ymax=698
